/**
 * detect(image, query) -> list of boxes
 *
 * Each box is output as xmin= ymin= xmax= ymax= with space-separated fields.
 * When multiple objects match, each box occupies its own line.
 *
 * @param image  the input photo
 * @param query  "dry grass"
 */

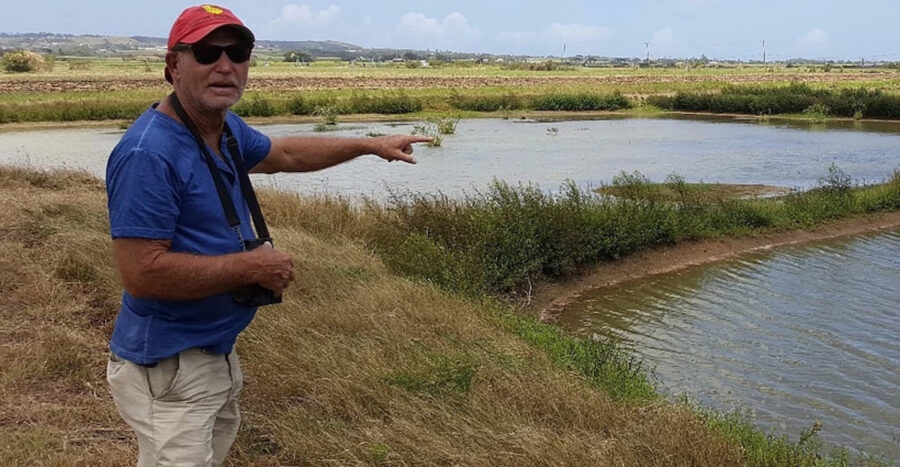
xmin=0 ymin=166 xmax=746 ymax=465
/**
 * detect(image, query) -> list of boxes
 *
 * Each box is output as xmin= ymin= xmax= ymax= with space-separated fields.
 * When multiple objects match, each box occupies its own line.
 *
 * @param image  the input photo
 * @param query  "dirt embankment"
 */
xmin=2 ymin=71 xmax=898 ymax=93
xmin=535 ymin=210 xmax=900 ymax=321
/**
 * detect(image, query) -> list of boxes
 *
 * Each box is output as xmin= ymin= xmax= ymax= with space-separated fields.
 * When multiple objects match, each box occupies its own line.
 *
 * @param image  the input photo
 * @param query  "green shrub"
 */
xmin=450 ymin=92 xmax=523 ymax=111
xmin=314 ymin=104 xmax=340 ymax=125
xmin=532 ymin=92 xmax=631 ymax=111
xmin=363 ymin=166 xmax=900 ymax=298
xmin=649 ymin=83 xmax=900 ymax=119
xmin=232 ymin=95 xmax=275 ymax=117
xmin=287 ymin=95 xmax=313 ymax=115
xmin=347 ymin=93 xmax=422 ymax=114
xmin=1 ymin=50 xmax=48 ymax=72
xmin=0 ymin=99 xmax=146 ymax=123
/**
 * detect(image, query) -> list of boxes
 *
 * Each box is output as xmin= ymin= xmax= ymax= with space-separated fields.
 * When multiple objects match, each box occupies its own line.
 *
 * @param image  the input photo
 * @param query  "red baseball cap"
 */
xmin=165 ymin=4 xmax=255 ymax=82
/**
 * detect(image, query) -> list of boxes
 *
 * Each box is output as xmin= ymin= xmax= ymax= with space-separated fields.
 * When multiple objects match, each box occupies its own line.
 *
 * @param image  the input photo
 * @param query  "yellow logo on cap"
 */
xmin=202 ymin=5 xmax=224 ymax=14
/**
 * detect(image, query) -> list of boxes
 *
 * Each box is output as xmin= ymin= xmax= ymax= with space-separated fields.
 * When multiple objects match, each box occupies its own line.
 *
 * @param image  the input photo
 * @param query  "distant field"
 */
xmin=3 ymin=60 xmax=900 ymax=123
xmin=4 ymin=60 xmax=900 ymax=91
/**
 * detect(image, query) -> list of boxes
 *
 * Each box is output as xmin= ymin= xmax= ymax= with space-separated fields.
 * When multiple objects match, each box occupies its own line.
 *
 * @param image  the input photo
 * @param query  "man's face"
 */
xmin=169 ymin=27 xmax=250 ymax=114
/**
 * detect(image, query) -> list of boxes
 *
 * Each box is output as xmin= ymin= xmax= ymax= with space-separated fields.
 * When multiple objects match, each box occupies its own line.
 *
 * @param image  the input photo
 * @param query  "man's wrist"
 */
xmin=229 ymin=250 xmax=257 ymax=285
xmin=356 ymin=137 xmax=377 ymax=157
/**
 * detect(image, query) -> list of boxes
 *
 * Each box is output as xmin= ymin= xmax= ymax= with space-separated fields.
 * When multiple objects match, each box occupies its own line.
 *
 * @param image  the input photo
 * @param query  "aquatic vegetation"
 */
xmin=428 ymin=115 xmax=460 ymax=134
xmin=313 ymin=103 xmax=339 ymax=125
xmin=411 ymin=122 xmax=444 ymax=146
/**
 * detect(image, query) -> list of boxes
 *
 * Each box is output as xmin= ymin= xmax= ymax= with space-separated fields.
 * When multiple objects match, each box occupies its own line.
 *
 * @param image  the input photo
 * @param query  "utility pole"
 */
xmin=562 ymin=43 xmax=566 ymax=58
xmin=644 ymin=42 xmax=650 ymax=62
xmin=761 ymin=40 xmax=766 ymax=64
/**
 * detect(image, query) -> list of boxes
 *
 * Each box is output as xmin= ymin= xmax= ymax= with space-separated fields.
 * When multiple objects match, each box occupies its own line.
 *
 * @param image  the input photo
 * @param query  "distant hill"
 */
xmin=0 ymin=33 xmax=160 ymax=56
xmin=0 ymin=33 xmax=514 ymax=61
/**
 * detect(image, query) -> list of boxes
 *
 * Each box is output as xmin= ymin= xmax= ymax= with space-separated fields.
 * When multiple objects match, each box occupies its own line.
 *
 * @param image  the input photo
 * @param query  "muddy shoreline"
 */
xmin=534 ymin=210 xmax=900 ymax=321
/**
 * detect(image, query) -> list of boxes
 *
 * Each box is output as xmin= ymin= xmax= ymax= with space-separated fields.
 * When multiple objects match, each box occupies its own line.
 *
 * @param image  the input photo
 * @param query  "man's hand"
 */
xmin=244 ymin=242 xmax=294 ymax=296
xmin=368 ymin=135 xmax=433 ymax=164
xmin=254 ymin=134 xmax=433 ymax=174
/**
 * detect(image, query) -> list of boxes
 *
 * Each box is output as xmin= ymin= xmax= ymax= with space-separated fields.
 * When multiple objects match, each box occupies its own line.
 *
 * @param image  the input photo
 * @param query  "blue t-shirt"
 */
xmin=106 ymin=105 xmax=272 ymax=365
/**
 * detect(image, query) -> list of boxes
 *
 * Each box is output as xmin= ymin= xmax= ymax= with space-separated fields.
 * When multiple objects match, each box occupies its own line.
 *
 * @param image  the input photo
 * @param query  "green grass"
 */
xmin=648 ymin=83 xmax=900 ymax=119
xmin=494 ymin=306 xmax=655 ymax=401
xmin=359 ymin=166 xmax=899 ymax=298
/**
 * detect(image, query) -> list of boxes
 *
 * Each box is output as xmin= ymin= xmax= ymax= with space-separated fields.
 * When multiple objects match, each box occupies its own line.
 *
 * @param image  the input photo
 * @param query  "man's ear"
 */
xmin=165 ymin=52 xmax=179 ymax=82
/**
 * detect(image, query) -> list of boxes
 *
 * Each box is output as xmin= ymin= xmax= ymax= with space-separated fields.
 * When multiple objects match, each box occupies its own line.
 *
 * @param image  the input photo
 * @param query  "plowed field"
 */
xmin=2 ymin=71 xmax=898 ymax=94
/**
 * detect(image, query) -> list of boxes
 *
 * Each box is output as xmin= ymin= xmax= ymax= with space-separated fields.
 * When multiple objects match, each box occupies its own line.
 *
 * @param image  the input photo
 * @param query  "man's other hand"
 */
xmin=245 ymin=242 xmax=294 ymax=296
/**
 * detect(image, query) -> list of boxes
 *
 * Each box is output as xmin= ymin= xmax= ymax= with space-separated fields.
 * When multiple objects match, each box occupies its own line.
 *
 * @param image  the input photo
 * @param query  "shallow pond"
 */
xmin=1 ymin=115 xmax=899 ymax=200
xmin=556 ymin=230 xmax=900 ymax=459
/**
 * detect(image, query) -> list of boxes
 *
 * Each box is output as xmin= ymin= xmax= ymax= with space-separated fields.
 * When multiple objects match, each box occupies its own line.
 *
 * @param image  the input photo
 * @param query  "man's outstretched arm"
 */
xmin=250 ymin=134 xmax=432 ymax=174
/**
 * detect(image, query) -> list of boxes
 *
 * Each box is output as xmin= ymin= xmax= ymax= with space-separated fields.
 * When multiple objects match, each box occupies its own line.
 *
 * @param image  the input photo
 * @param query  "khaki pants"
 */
xmin=107 ymin=348 xmax=244 ymax=467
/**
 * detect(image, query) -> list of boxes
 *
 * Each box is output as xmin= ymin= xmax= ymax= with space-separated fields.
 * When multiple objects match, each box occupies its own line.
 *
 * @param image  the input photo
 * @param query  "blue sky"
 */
xmin=2 ymin=1 xmax=898 ymax=60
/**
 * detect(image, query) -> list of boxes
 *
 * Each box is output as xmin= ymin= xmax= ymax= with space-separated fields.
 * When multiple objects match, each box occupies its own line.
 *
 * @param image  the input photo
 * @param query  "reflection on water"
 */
xmin=1 ymin=116 xmax=900 ymax=200
xmin=557 ymin=231 xmax=900 ymax=458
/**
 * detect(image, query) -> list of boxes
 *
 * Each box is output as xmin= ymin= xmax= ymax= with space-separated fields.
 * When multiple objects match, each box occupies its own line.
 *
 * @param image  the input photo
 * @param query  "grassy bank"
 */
xmin=269 ymin=166 xmax=900 ymax=298
xmin=648 ymin=83 xmax=900 ymax=119
xmin=2 ymin=165 xmax=895 ymax=465
xmin=0 ymin=88 xmax=632 ymax=123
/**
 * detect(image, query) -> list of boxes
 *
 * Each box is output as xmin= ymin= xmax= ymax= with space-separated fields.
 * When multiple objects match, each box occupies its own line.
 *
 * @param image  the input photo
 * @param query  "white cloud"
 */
xmin=798 ymin=28 xmax=829 ymax=46
xmin=269 ymin=4 xmax=340 ymax=30
xmin=652 ymin=27 xmax=674 ymax=45
xmin=397 ymin=12 xmax=479 ymax=39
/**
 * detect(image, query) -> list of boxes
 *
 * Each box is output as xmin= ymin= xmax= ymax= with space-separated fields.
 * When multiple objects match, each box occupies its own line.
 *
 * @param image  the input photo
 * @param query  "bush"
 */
xmin=232 ymin=95 xmax=275 ymax=117
xmin=347 ymin=93 xmax=422 ymax=114
xmin=287 ymin=95 xmax=313 ymax=115
xmin=450 ymin=92 xmax=523 ymax=111
xmin=532 ymin=92 xmax=632 ymax=111
xmin=0 ymin=99 xmax=146 ymax=123
xmin=648 ymin=83 xmax=900 ymax=119
xmin=2 ymin=50 xmax=49 ymax=72
xmin=362 ymin=165 xmax=900 ymax=298
xmin=313 ymin=104 xmax=339 ymax=125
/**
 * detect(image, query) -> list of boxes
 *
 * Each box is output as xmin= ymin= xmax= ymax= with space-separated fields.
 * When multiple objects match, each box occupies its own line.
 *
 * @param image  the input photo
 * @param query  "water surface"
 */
xmin=556 ymin=231 xmax=900 ymax=458
xmin=1 ymin=116 xmax=899 ymax=200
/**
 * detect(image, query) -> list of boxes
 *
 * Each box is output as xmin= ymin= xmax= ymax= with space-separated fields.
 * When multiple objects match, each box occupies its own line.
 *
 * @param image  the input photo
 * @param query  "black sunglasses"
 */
xmin=173 ymin=43 xmax=253 ymax=65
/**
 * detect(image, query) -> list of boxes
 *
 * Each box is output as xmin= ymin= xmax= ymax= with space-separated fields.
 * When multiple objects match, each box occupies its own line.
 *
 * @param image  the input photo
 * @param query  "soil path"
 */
xmin=534 ymin=210 xmax=900 ymax=321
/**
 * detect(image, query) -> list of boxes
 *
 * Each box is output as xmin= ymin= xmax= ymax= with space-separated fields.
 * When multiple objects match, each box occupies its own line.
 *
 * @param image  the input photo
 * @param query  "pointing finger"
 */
xmin=406 ymin=135 xmax=434 ymax=144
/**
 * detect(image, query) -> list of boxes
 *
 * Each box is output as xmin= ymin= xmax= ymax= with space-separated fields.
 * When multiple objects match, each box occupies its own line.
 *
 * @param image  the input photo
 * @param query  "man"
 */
xmin=105 ymin=4 xmax=430 ymax=465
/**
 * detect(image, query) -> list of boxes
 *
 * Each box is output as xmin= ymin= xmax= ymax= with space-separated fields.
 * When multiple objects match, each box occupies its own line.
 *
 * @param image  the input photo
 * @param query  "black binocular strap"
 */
xmin=224 ymin=128 xmax=271 ymax=239
xmin=168 ymin=92 xmax=270 ymax=239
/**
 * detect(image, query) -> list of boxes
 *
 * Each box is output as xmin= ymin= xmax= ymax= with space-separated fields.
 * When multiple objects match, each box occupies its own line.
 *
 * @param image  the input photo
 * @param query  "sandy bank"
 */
xmin=535 ymin=210 xmax=900 ymax=321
